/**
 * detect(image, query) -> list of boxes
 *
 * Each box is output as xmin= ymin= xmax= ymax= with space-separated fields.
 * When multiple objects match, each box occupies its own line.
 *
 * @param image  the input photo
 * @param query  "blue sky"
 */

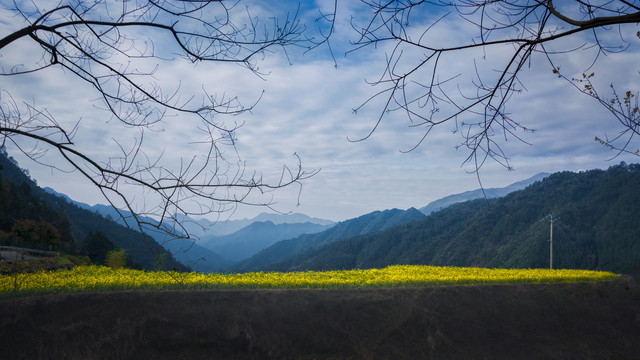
xmin=2 ymin=0 xmax=640 ymax=222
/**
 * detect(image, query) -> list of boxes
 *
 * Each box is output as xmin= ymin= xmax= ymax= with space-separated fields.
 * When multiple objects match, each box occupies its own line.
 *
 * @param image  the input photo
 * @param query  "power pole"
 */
xmin=541 ymin=212 xmax=558 ymax=270
xmin=549 ymin=215 xmax=553 ymax=270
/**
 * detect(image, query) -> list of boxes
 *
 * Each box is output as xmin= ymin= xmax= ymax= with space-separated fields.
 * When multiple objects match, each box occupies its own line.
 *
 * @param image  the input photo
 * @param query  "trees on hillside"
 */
xmin=11 ymin=219 xmax=61 ymax=248
xmin=324 ymin=0 xmax=640 ymax=170
xmin=0 ymin=0 xmax=314 ymax=242
xmin=81 ymin=231 xmax=115 ymax=264
xmin=0 ymin=163 xmax=76 ymax=252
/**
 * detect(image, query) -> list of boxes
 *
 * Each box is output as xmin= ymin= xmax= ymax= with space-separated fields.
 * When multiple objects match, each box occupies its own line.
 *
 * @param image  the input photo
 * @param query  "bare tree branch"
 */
xmin=334 ymin=0 xmax=640 ymax=172
xmin=0 ymin=0 xmax=316 ymax=254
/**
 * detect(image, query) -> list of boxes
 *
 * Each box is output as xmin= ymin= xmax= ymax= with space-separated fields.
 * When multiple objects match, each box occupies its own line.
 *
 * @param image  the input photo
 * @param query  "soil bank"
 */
xmin=1 ymin=278 xmax=639 ymax=359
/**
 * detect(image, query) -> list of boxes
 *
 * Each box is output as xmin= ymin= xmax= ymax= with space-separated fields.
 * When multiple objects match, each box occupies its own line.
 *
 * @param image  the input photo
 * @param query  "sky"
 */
xmin=1 ymin=0 xmax=640 ymax=223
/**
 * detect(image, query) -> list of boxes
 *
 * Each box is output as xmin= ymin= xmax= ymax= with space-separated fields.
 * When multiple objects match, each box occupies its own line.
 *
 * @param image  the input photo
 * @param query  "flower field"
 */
xmin=0 ymin=265 xmax=619 ymax=298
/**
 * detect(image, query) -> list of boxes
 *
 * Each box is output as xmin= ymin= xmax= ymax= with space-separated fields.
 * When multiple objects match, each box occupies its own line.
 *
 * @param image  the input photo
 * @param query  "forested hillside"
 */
xmin=261 ymin=164 xmax=640 ymax=279
xmin=0 ymin=164 xmax=76 ymax=254
xmin=0 ymin=150 xmax=187 ymax=271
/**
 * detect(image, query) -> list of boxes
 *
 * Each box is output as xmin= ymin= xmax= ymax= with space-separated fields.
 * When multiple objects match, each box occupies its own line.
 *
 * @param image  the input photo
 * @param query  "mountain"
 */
xmin=419 ymin=172 xmax=550 ymax=215
xmin=42 ymin=186 xmax=336 ymax=270
xmin=264 ymin=164 xmax=640 ymax=279
xmin=46 ymin=191 xmax=336 ymax=238
xmin=233 ymin=208 xmax=426 ymax=272
xmin=200 ymin=221 xmax=333 ymax=262
xmin=251 ymin=213 xmax=335 ymax=226
xmin=186 ymin=212 xmax=335 ymax=237
xmin=0 ymin=150 xmax=187 ymax=271
xmin=41 ymin=190 xmax=226 ymax=238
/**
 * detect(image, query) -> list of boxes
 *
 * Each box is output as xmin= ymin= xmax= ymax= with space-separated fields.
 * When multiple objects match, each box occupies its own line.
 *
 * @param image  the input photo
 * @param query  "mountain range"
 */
xmin=9 ymin=145 xmax=553 ymax=273
xmin=166 ymin=171 xmax=549 ymax=271
xmin=250 ymin=164 xmax=640 ymax=280
xmin=201 ymin=221 xmax=333 ymax=262
xmin=40 ymin=186 xmax=337 ymax=272
xmin=232 ymin=208 xmax=426 ymax=272
xmin=146 ymin=170 xmax=550 ymax=272
xmin=10 ymin=146 xmax=630 ymax=280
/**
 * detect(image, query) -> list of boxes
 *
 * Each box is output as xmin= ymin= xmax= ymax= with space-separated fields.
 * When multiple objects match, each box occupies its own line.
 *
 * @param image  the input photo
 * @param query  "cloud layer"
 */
xmin=2 ymin=1 xmax=639 ymax=222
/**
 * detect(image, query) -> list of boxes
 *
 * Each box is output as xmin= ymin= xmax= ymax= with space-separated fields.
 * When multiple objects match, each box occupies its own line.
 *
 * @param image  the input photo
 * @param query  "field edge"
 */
xmin=1 ymin=277 xmax=639 ymax=359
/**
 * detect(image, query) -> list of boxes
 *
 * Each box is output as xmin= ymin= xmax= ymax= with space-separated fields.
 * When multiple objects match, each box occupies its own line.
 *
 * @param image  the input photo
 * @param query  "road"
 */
xmin=0 ymin=250 xmax=42 ymax=261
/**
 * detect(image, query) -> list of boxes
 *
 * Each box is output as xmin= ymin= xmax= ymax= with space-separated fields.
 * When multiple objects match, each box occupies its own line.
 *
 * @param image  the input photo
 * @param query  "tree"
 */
xmin=0 ymin=0 xmax=315 ymax=245
xmin=568 ymin=73 xmax=640 ymax=157
xmin=320 ymin=1 xmax=640 ymax=172
xmin=81 ymin=231 xmax=115 ymax=264
xmin=11 ymin=219 xmax=62 ymax=249
xmin=105 ymin=247 xmax=127 ymax=269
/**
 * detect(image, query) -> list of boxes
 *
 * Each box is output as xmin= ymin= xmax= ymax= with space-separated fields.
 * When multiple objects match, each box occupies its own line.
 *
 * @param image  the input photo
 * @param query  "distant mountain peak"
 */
xmin=251 ymin=212 xmax=335 ymax=226
xmin=419 ymin=172 xmax=550 ymax=216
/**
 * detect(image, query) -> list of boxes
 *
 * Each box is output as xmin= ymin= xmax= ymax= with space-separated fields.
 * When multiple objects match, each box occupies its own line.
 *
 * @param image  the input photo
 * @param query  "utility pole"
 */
xmin=549 ymin=215 xmax=553 ymax=270
xmin=541 ymin=212 xmax=557 ymax=270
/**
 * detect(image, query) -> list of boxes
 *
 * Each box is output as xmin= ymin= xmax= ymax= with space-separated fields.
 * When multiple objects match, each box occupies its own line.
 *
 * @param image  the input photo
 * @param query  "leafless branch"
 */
xmin=0 ymin=0 xmax=315 ymax=254
xmin=338 ymin=0 xmax=640 ymax=172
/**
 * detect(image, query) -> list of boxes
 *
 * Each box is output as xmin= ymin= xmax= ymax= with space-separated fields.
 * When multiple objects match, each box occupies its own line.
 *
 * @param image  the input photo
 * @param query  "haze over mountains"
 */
xmin=63 ymin=169 xmax=550 ymax=272
xmin=232 ymin=208 xmax=427 ymax=272
xmin=21 ymin=159 xmax=555 ymax=273
xmin=200 ymin=221 xmax=333 ymax=262
xmin=158 ymin=171 xmax=551 ymax=272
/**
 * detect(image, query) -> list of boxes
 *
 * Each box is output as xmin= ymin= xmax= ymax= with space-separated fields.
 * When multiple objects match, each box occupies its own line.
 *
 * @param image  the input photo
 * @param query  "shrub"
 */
xmin=106 ymin=248 xmax=126 ymax=269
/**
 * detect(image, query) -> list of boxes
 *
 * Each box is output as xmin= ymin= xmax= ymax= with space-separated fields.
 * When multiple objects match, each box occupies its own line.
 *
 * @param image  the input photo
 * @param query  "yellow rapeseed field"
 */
xmin=0 ymin=265 xmax=619 ymax=298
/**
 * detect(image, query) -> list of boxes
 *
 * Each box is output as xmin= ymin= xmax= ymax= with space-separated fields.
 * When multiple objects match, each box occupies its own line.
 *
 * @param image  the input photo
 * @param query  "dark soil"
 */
xmin=1 ymin=278 xmax=639 ymax=359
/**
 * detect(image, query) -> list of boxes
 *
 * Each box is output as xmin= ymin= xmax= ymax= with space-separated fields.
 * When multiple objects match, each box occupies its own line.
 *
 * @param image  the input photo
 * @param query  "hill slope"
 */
xmin=0 ymin=150 xmax=187 ymax=271
xmin=269 ymin=164 xmax=640 ymax=278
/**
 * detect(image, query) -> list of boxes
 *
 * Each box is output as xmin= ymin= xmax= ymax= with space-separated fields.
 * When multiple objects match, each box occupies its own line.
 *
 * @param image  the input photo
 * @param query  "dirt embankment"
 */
xmin=1 ymin=278 xmax=639 ymax=359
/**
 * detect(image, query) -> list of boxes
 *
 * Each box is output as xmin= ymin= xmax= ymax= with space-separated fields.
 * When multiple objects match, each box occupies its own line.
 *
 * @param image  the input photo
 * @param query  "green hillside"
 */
xmin=0 ymin=149 xmax=187 ymax=271
xmin=266 ymin=163 xmax=640 ymax=279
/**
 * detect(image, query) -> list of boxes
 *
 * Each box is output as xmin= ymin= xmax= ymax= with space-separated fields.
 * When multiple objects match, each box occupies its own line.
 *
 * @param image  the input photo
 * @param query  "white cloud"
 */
xmin=2 ymin=1 xmax=639 ymax=222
